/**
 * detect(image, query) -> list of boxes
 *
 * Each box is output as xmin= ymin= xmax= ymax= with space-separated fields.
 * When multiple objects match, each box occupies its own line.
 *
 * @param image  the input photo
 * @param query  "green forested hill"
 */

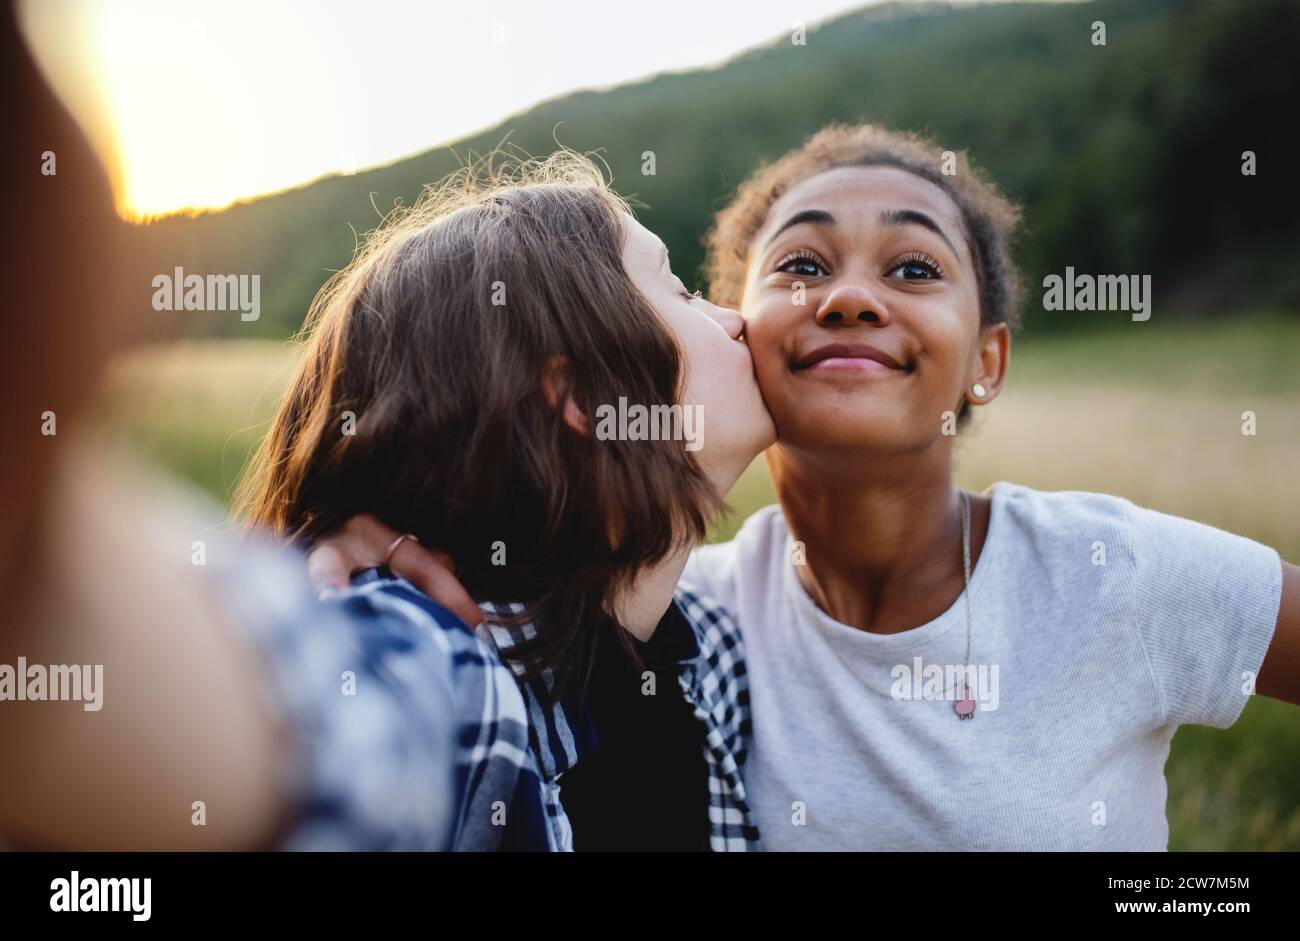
xmin=136 ymin=0 xmax=1300 ymax=338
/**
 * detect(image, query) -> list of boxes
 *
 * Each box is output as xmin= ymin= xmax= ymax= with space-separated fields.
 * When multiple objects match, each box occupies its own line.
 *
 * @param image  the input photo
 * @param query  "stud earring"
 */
xmin=971 ymin=383 xmax=987 ymax=398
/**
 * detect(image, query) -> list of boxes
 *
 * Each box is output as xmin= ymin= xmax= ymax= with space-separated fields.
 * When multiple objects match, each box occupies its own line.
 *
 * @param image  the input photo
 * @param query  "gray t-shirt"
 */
xmin=682 ymin=482 xmax=1283 ymax=850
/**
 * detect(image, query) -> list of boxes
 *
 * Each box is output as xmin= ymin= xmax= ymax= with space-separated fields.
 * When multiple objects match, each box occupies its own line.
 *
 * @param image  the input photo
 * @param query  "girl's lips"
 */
xmin=792 ymin=341 xmax=909 ymax=372
xmin=804 ymin=356 xmax=897 ymax=373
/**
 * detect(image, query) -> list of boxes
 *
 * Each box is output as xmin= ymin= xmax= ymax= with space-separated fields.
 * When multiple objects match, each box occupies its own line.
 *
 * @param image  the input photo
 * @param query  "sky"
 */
xmin=18 ymin=0 xmax=1010 ymax=219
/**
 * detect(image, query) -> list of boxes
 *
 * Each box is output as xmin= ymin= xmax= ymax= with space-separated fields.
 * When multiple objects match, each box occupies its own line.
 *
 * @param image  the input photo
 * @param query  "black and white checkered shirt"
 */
xmin=482 ymin=588 xmax=764 ymax=851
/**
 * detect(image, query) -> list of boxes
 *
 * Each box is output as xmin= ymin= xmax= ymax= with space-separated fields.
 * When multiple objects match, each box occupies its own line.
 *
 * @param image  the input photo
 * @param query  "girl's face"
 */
xmin=740 ymin=165 xmax=992 ymax=456
xmin=621 ymin=216 xmax=776 ymax=485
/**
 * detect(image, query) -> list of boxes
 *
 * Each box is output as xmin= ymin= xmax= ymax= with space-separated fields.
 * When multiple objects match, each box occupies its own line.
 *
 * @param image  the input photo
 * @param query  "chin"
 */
xmin=776 ymin=406 xmax=919 ymax=453
xmin=733 ymin=421 xmax=779 ymax=467
xmin=736 ymin=395 xmax=779 ymax=453
xmin=752 ymin=409 xmax=779 ymax=451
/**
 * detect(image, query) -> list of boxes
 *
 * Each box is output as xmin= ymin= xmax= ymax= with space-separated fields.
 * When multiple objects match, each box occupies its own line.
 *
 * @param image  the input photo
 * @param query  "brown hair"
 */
xmin=236 ymin=150 xmax=720 ymax=690
xmin=705 ymin=123 xmax=1023 ymax=330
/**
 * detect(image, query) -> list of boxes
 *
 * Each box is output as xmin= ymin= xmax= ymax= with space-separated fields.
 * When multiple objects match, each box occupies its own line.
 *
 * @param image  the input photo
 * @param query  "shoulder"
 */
xmin=700 ymin=503 xmax=789 ymax=562
xmin=991 ymin=480 xmax=1277 ymax=571
xmin=983 ymin=481 xmax=1143 ymax=573
xmin=338 ymin=574 xmax=529 ymax=727
xmin=684 ymin=504 xmax=787 ymax=603
xmin=990 ymin=480 xmax=1137 ymax=539
xmin=340 ymin=572 xmax=488 ymax=655
xmin=327 ymin=575 xmax=541 ymax=850
xmin=989 ymin=482 xmax=1283 ymax=640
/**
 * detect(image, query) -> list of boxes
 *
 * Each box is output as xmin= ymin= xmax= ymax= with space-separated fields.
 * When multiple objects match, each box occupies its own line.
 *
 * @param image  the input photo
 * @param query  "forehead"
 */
xmin=758 ymin=165 xmax=967 ymax=249
xmin=621 ymin=214 xmax=666 ymax=261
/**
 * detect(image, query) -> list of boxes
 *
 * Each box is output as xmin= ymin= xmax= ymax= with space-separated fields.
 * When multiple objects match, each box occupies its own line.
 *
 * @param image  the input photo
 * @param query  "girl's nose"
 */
xmin=708 ymin=302 xmax=746 ymax=340
xmin=815 ymin=282 xmax=890 ymax=327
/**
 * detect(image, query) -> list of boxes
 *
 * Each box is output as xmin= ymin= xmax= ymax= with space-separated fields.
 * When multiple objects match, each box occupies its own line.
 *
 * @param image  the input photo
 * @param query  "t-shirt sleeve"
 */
xmin=1126 ymin=500 xmax=1284 ymax=729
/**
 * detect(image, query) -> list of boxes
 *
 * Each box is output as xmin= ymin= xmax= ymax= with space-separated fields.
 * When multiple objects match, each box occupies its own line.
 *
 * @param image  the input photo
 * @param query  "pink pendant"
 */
xmin=954 ymin=686 xmax=976 ymax=720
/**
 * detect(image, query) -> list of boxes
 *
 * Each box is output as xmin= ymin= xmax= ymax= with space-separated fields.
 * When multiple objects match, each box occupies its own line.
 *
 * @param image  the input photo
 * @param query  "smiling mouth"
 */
xmin=792 ymin=342 xmax=912 ymax=374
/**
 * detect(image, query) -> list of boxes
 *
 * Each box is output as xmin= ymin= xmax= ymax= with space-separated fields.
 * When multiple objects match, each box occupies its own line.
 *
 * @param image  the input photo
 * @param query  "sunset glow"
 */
xmin=20 ymin=0 xmax=885 ymax=219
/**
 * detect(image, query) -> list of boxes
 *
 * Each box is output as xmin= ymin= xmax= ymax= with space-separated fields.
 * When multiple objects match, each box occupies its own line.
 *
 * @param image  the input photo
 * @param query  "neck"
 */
xmin=769 ymin=438 xmax=978 ymax=634
xmin=615 ymin=446 xmax=756 ymax=641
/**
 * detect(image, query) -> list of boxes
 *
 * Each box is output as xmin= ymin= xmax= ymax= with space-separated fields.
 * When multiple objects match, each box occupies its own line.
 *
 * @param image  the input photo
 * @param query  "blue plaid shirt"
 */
xmin=237 ymin=553 xmax=762 ymax=850
xmin=336 ymin=574 xmax=550 ymax=850
xmin=229 ymin=551 xmax=547 ymax=850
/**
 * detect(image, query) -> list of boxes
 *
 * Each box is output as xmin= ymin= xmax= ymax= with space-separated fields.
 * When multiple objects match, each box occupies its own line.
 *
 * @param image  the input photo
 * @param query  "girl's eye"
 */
xmin=681 ymin=288 xmax=703 ymax=301
xmin=887 ymin=252 xmax=944 ymax=281
xmin=774 ymin=250 xmax=828 ymax=278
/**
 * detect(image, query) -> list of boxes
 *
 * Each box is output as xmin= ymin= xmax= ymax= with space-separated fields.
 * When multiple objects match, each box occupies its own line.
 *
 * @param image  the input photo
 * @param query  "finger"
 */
xmin=306 ymin=544 xmax=351 ymax=599
xmin=390 ymin=541 xmax=482 ymax=628
xmin=344 ymin=513 xmax=402 ymax=557
xmin=425 ymin=548 xmax=457 ymax=576
xmin=317 ymin=513 xmax=402 ymax=575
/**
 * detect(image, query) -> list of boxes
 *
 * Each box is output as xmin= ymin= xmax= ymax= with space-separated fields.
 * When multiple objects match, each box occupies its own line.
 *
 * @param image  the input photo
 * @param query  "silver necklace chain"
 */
xmin=960 ymin=488 xmax=973 ymax=669
xmin=804 ymin=489 xmax=975 ymax=716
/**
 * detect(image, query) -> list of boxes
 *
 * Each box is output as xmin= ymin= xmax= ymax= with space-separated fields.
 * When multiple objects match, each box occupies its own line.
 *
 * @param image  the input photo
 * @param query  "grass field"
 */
xmin=98 ymin=313 xmax=1300 ymax=850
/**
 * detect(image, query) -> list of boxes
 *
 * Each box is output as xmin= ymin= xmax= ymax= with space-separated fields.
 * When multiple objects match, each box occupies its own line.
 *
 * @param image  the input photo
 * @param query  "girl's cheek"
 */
xmin=745 ymin=314 xmax=778 ymax=352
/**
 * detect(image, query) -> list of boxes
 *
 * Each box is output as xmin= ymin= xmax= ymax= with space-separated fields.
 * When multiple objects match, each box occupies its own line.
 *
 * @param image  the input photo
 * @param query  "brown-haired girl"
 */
xmin=239 ymin=151 xmax=775 ymax=849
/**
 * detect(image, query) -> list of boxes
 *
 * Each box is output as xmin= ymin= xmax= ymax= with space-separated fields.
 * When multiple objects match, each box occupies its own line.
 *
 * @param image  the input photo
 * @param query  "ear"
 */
xmin=540 ymin=356 xmax=589 ymax=435
xmin=968 ymin=322 xmax=1011 ymax=405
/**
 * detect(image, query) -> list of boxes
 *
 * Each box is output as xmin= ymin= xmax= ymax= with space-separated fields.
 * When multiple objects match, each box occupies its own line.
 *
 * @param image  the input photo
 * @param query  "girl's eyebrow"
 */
xmin=880 ymin=208 xmax=958 ymax=255
xmin=764 ymin=209 xmax=835 ymax=248
xmin=762 ymin=206 xmax=959 ymax=256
